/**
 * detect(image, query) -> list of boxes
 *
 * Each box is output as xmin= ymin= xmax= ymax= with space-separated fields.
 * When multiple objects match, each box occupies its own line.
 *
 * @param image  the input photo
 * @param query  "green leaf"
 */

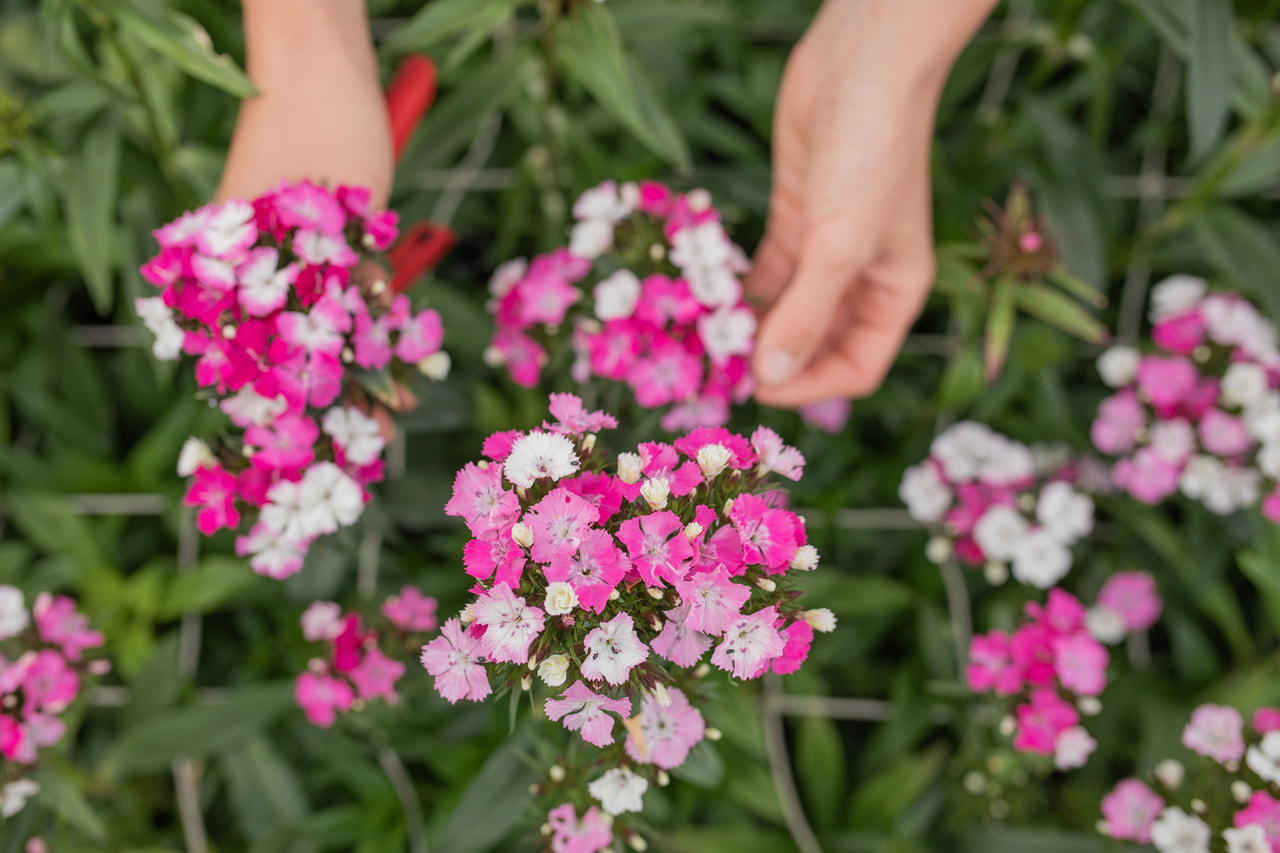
xmin=406 ymin=49 xmax=530 ymax=170
xmin=98 ymin=683 xmax=296 ymax=779
xmin=33 ymin=765 xmax=108 ymax=842
xmin=1190 ymin=205 xmax=1280 ymax=321
xmin=831 ymin=575 xmax=917 ymax=618
xmin=1047 ymin=269 xmax=1107 ymax=308
xmin=983 ymin=278 xmax=1017 ymax=382
xmin=158 ymin=556 xmax=267 ymax=619
xmin=847 ymin=743 xmax=946 ymax=832
xmin=555 ymin=3 xmax=691 ymax=170
xmin=1187 ymin=0 xmax=1233 ymax=160
xmin=937 ymin=344 xmax=985 ymax=410
xmin=795 ymin=716 xmax=845 ymax=828
xmin=221 ymin=735 xmax=310 ymax=841
xmin=0 ymin=158 xmax=25 ymax=230
xmin=1014 ymin=282 xmax=1109 ymax=344
xmin=383 ymin=0 xmax=515 ymax=55
xmin=4 ymin=492 xmax=108 ymax=575
xmin=103 ymin=0 xmax=255 ymax=97
xmin=63 ymin=119 xmax=120 ymax=314
xmin=671 ymin=740 xmax=725 ymax=788
xmin=431 ymin=730 xmax=537 ymax=853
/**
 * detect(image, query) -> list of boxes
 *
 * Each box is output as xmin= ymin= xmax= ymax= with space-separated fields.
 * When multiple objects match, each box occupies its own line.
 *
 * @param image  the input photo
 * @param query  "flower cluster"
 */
xmin=0 ymin=588 xmax=106 ymax=820
xmin=1100 ymin=703 xmax=1280 ymax=853
xmin=967 ymin=578 xmax=1161 ymax=770
xmin=486 ymin=181 xmax=756 ymax=431
xmin=420 ymin=393 xmax=832 ymax=846
xmin=1092 ymin=275 xmax=1280 ymax=520
xmin=294 ymin=586 xmax=438 ymax=728
xmin=135 ymin=181 xmax=450 ymax=580
xmin=899 ymin=422 xmax=1095 ymax=588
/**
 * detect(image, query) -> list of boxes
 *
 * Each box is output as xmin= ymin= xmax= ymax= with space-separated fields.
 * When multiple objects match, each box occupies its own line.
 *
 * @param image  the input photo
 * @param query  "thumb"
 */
xmin=753 ymin=226 xmax=866 ymax=387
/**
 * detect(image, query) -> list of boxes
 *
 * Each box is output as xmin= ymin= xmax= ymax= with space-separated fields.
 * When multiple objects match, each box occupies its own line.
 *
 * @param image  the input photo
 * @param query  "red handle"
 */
xmin=385 ymin=55 xmax=438 ymax=163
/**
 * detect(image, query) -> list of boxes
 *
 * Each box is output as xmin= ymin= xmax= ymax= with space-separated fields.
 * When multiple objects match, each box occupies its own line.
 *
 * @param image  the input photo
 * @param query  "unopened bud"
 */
xmin=544 ymin=581 xmax=579 ymax=616
xmin=512 ymin=522 xmax=534 ymax=549
xmin=802 ymin=608 xmax=837 ymax=633
xmin=538 ymin=654 xmax=569 ymax=687
xmin=697 ymin=444 xmax=732 ymax=479
xmin=925 ymin=536 xmax=952 ymax=565
xmin=687 ymin=188 xmax=712 ymax=212
xmin=649 ymin=243 xmax=665 ymax=261
xmin=628 ymin=834 xmax=648 ymax=852
xmin=652 ymin=683 xmax=671 ymax=706
xmin=646 ymin=587 xmax=665 ymax=600
xmin=177 ymin=438 xmax=216 ymax=477
xmin=417 ymin=351 xmax=451 ymax=381
xmin=540 ymin=822 xmax=552 ymax=836
xmin=483 ymin=346 xmax=505 ymax=367
xmin=222 ymin=324 xmax=237 ymax=339
xmin=362 ymin=233 xmax=377 ymax=249
xmin=521 ymin=674 xmax=533 ymax=691
xmin=999 ymin=715 xmax=1016 ymax=737
xmin=1233 ymin=780 xmax=1253 ymax=804
xmin=983 ymin=562 xmax=1009 ymax=586
xmin=685 ymin=521 xmax=704 ymax=540
xmin=617 ymin=452 xmax=644 ymax=484
xmin=1017 ymin=494 xmax=1035 ymax=513
xmin=581 ymin=433 xmax=596 ymax=453
xmin=549 ymin=765 xmax=567 ymax=783
xmin=755 ymin=577 xmax=776 ymax=592
xmin=1155 ymin=759 xmax=1184 ymax=791
xmin=963 ymin=771 xmax=986 ymax=795
xmin=723 ymin=498 xmax=735 ymax=515
xmin=705 ymin=727 xmax=722 ymax=741
xmin=609 ymin=589 xmax=621 ymax=601
xmin=694 ymin=663 xmax=711 ymax=678
xmin=459 ymin=602 xmax=477 ymax=624
xmin=641 ymin=477 xmax=670 ymax=510
xmin=87 ymin=659 xmax=112 ymax=675
xmin=371 ymin=279 xmax=388 ymax=295
xmin=790 ymin=545 xmax=819 ymax=571
xmin=1077 ymin=696 xmax=1102 ymax=716
xmin=477 ymin=460 xmax=490 ymax=470
xmin=1191 ymin=798 xmax=1206 ymax=814
xmin=657 ymin=769 xmax=670 ymax=787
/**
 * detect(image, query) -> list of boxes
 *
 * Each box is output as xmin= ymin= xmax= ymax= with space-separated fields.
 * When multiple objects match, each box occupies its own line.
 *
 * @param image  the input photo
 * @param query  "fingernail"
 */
xmin=760 ymin=350 xmax=796 ymax=385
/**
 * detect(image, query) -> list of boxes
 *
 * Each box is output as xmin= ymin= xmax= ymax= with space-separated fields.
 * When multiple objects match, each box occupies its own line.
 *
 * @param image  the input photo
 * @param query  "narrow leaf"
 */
xmin=1015 ymin=283 xmax=1110 ymax=344
xmin=1047 ymin=269 xmax=1107 ymax=308
xmin=984 ymin=279 xmax=1017 ymax=382
xmin=383 ymin=0 xmax=515 ymax=55
xmin=1187 ymin=0 xmax=1234 ymax=160
xmin=1190 ymin=205 xmax=1280 ymax=322
xmin=33 ymin=765 xmax=108 ymax=842
xmin=63 ymin=119 xmax=120 ymax=314
xmin=158 ymin=556 xmax=267 ymax=619
xmin=104 ymin=0 xmax=256 ymax=97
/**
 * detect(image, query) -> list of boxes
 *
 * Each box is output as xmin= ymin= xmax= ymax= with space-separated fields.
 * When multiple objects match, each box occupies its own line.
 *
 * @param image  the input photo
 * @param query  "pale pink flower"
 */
xmin=353 ymin=309 xmax=396 ymax=370
xmin=394 ymin=309 xmax=444 ymax=363
xmin=295 ymin=671 xmax=354 ymax=728
xmin=462 ymin=526 xmax=528 ymax=588
xmin=236 ymin=248 xmax=296 ymax=317
xmin=581 ymin=613 xmax=649 ymax=686
xmin=22 ymin=651 xmax=79 ymax=714
xmin=444 ymin=462 xmax=521 ymax=536
xmin=651 ymin=603 xmax=713 ymax=667
xmin=628 ymin=339 xmax=703 ymax=407
xmin=771 ymin=619 xmax=814 ymax=675
xmin=544 ymin=680 xmax=631 ymax=748
xmin=674 ymin=565 xmax=751 ymax=636
xmin=1136 ymin=355 xmax=1199 ymax=411
xmin=517 ymin=266 xmax=580 ymax=327
xmin=32 ymin=594 xmax=102 ymax=662
xmin=525 ymin=488 xmax=598 ymax=563
xmin=751 ymin=426 xmax=805 ymax=480
xmin=800 ymin=398 xmax=852 ymax=434
xmin=301 ymin=601 xmax=343 ymax=642
xmin=1182 ymin=703 xmax=1244 ymax=764
xmin=1053 ymin=633 xmax=1109 ymax=697
xmin=617 ymin=511 xmax=695 ymax=587
xmin=712 ymin=606 xmax=786 ymax=679
xmin=347 ymin=646 xmax=405 ymax=702
xmin=1091 ymin=390 xmax=1146 ymax=454
xmin=1199 ymin=408 xmax=1253 ymax=457
xmin=545 ymin=393 xmax=618 ymax=436
xmin=245 ymin=414 xmax=318 ymax=472
xmin=1053 ymin=725 xmax=1097 ymax=770
xmin=1101 ymin=779 xmax=1163 ymax=842
xmin=472 ymin=583 xmax=545 ymax=664
xmin=196 ymin=200 xmax=257 ymax=258
xmin=547 ymin=803 xmax=613 ymax=853
xmin=382 ymin=587 xmax=438 ymax=633
xmin=420 ymin=618 xmax=491 ymax=704
xmin=235 ymin=523 xmax=309 ymax=580
xmin=624 ymin=686 xmax=706 ymax=769
xmin=1096 ymin=571 xmax=1162 ymax=633
xmin=1112 ymin=447 xmax=1182 ymax=504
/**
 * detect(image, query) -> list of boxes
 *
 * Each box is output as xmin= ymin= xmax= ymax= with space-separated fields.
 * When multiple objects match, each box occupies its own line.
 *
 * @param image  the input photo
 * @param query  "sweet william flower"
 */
xmin=650 ymin=602 xmax=713 ymax=667
xmin=382 ymin=586 xmax=438 ymax=633
xmin=472 ymin=583 xmax=545 ymax=665
xmin=581 ymin=613 xmax=648 ymax=686
xmin=322 ymin=407 xmax=385 ymax=467
xmin=617 ymin=511 xmax=695 ymax=587
xmin=1149 ymin=806 xmax=1210 ymax=853
xmin=547 ymin=803 xmax=613 ymax=853
xmin=420 ymin=618 xmax=492 ymax=704
xmin=728 ymin=494 xmax=799 ymax=572
xmin=1233 ymin=791 xmax=1280 ymax=852
xmin=538 ymin=654 xmax=570 ymax=687
xmin=1013 ymin=687 xmax=1078 ymax=755
xmin=1246 ymin=731 xmax=1280 ymax=784
xmin=295 ymin=671 xmax=354 ymax=728
xmin=751 ymin=426 xmax=805 ymax=481
xmin=33 ymin=594 xmax=103 ymax=662
xmin=184 ymin=465 xmax=241 ymax=535
xmin=445 ymin=462 xmax=521 ymax=536
xmin=594 ymin=269 xmax=642 ymax=321
xmin=526 ymin=488 xmax=598 ymax=563
xmin=503 ymin=431 xmax=580 ymax=488
xmin=543 ymin=528 xmax=630 ymax=614
xmin=674 ymin=565 xmax=750 ymax=636
xmin=771 ymin=620 xmax=815 ymax=675
xmin=625 ymin=687 xmax=705 ymax=769
xmin=544 ymin=680 xmax=631 ymax=747
xmin=1101 ymin=779 xmax=1164 ymax=843
xmin=1182 ymin=703 xmax=1245 ymax=764
xmin=712 ymin=605 xmax=786 ymax=679
xmin=588 ymin=767 xmax=648 ymax=816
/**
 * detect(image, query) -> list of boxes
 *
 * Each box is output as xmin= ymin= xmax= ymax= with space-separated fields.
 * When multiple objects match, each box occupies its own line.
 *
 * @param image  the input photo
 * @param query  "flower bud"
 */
xmin=697 ymin=444 xmax=732 ymax=479
xmin=520 ymin=674 xmax=533 ymax=691
xmin=477 ymin=460 xmax=490 ymax=470
xmin=1191 ymin=798 xmax=1206 ymax=814
xmin=544 ymin=581 xmax=579 ymax=616
xmin=538 ymin=654 xmax=570 ymax=687
xmin=723 ymin=498 xmax=735 ymax=515
xmin=87 ymin=659 xmax=112 ymax=676
xmin=649 ymin=243 xmax=665 ymax=262
xmin=1017 ymin=494 xmax=1035 ymax=513
xmin=342 ymin=346 xmax=355 ymax=363
xmin=1097 ymin=345 xmax=1140 ymax=388
xmin=628 ymin=835 xmax=648 ymax=852
xmin=705 ymin=727 xmax=722 ymax=741
xmin=641 ymin=477 xmax=670 ymax=510
xmin=755 ymin=577 xmax=776 ymax=593
xmin=617 ymin=453 xmax=644 ymax=484
xmin=1085 ymin=606 xmax=1126 ymax=645
xmin=963 ymin=771 xmax=986 ymax=795
xmin=581 ymin=433 xmax=596 ymax=453
xmin=482 ymin=345 xmax=505 ymax=367
xmin=983 ymin=562 xmax=1009 ymax=586
xmin=652 ymin=683 xmax=671 ymax=706
xmin=459 ymin=602 xmax=477 ymax=624
xmin=998 ymin=715 xmax=1016 ymax=737
xmin=1077 ymin=697 xmax=1102 ymax=716
xmin=646 ymin=587 xmax=666 ymax=601
xmin=656 ymin=770 xmax=670 ymax=787
xmin=1233 ymin=780 xmax=1253 ymax=804
xmin=417 ymin=351 xmax=451 ymax=381
xmin=684 ymin=521 xmax=704 ymax=541
xmin=1154 ymin=759 xmax=1184 ymax=790
xmin=790 ymin=545 xmax=819 ymax=571
xmin=802 ymin=609 xmax=837 ymax=633
xmin=511 ymin=522 xmax=534 ymax=549
xmin=549 ymin=765 xmax=567 ymax=783
xmin=176 ymin=438 xmax=216 ymax=477
xmin=609 ymin=589 xmax=621 ymax=601
xmin=694 ymin=663 xmax=710 ymax=678
xmin=925 ymin=536 xmax=952 ymax=565
xmin=222 ymin=324 xmax=237 ymax=339
xmin=688 ymin=188 xmax=712 ymax=212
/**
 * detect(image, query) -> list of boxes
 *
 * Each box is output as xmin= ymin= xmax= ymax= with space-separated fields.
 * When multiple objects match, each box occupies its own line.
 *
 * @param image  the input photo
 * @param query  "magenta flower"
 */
xmin=712 ymin=606 xmax=786 ymax=679
xmin=1151 ymin=310 xmax=1206 ymax=355
xmin=751 ymin=426 xmax=806 ymax=480
xmin=1255 ymin=707 xmax=1280 ymax=734
xmin=420 ymin=618 xmax=491 ymax=704
xmin=472 ymin=583 xmax=545 ymax=665
xmin=966 ymin=631 xmax=1023 ymax=696
xmin=353 ymin=310 xmax=396 ymax=370
xmin=1013 ymin=687 xmax=1078 ymax=755
xmin=1096 ymin=571 xmax=1162 ymax=633
xmin=1052 ymin=633 xmax=1109 ymax=697
xmin=1100 ymin=779 xmax=1163 ymax=842
xmin=673 ymin=427 xmax=756 ymax=470
xmin=581 ymin=613 xmax=649 ymax=686
xmin=1135 ymin=355 xmax=1199 ymax=411
xmin=493 ymin=328 xmax=546 ymax=388
xmin=515 ymin=265 xmax=579 ymax=327
xmin=526 ymin=488 xmax=598 ymax=563
xmin=617 ymin=511 xmax=695 ymax=587
xmin=295 ymin=671 xmax=354 ymax=728
xmin=697 ymin=524 xmax=745 ymax=576
xmin=627 ymin=339 xmax=703 ymax=408
xmin=729 ymin=494 xmax=799 ymax=572
xmin=462 ymin=526 xmax=528 ymax=588
xmin=771 ymin=620 xmax=815 ymax=676
xmin=625 ymin=687 xmax=706 ymax=770
xmin=544 ymin=680 xmax=631 ymax=748
xmin=1235 ymin=790 xmax=1280 ymax=848
xmin=32 ymin=594 xmax=103 ymax=662
xmin=184 ymin=464 xmax=241 ymax=535
xmin=245 ymin=414 xmax=319 ymax=473
xmin=651 ymin=603 xmax=713 ymax=667
xmin=674 ymin=565 xmax=751 ymax=636
xmin=560 ymin=472 xmax=626 ymax=524
xmin=275 ymin=181 xmax=347 ymax=235
xmin=445 ymin=462 xmax=521 ymax=536
xmin=1182 ymin=703 xmax=1245 ymax=764
xmin=382 ymin=586 xmax=438 ymax=633
xmin=0 ymin=715 xmax=32 ymax=763
xmin=544 ymin=529 xmax=629 ymax=614
xmin=347 ymin=646 xmax=405 ymax=703
xmin=482 ymin=430 xmax=523 ymax=463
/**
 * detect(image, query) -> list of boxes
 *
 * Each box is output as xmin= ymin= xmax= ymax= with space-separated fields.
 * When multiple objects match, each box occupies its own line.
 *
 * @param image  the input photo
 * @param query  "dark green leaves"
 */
xmin=63 ymin=119 xmax=120 ymax=314
xmin=1187 ymin=0 xmax=1234 ymax=160
xmin=102 ymin=0 xmax=255 ymax=97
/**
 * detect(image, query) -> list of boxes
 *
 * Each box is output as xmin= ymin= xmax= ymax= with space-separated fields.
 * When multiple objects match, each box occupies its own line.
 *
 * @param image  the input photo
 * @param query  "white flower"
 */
xmin=1036 ymin=482 xmax=1094 ymax=543
xmin=238 ymin=249 xmax=295 ymax=317
xmin=594 ymin=269 xmax=642 ymax=321
xmin=300 ymin=601 xmax=343 ymax=642
xmin=544 ymin=582 xmax=579 ymax=616
xmin=696 ymin=444 xmax=732 ymax=479
xmin=1149 ymin=806 xmax=1211 ymax=853
xmin=1011 ymin=528 xmax=1072 ymax=589
xmin=1260 ymin=443 xmax=1280 ymax=479
xmin=322 ymin=407 xmax=385 ymax=467
xmin=790 ymin=544 xmax=819 ymax=571
xmin=1085 ymin=606 xmax=1126 ymax=645
xmin=1097 ymin=345 xmax=1141 ymax=388
xmin=930 ymin=422 xmax=997 ymax=482
xmin=1150 ymin=419 xmax=1196 ymax=464
xmin=200 ymin=199 xmax=255 ymax=257
xmin=511 ymin=522 xmax=534 ymax=549
xmin=588 ymin=767 xmax=648 ymax=816
xmin=898 ymin=464 xmax=952 ymax=524
xmin=134 ymin=297 xmax=185 ymax=361
xmin=417 ymin=351 xmax=452 ymax=381
xmin=1224 ymin=825 xmax=1269 ymax=853
xmin=537 ymin=653 xmax=570 ymax=687
xmin=1053 ymin=726 xmax=1096 ymax=770
xmin=569 ymin=219 xmax=613 ymax=259
xmin=640 ymin=477 xmax=670 ymax=510
xmin=489 ymin=258 xmax=527 ymax=299
xmin=1246 ymin=731 xmax=1280 ymax=784
xmin=972 ymin=505 xmax=1030 ymax=562
xmin=237 ymin=524 xmax=310 ymax=579
xmin=684 ymin=265 xmax=741 ymax=309
xmin=697 ymin=307 xmax=756 ymax=363
xmin=177 ymin=438 xmax=216 ymax=477
xmin=573 ymin=181 xmax=631 ymax=223
xmin=503 ymin=432 xmax=580 ymax=488
xmin=581 ymin=613 xmax=648 ymax=686
xmin=802 ymin=608 xmax=837 ymax=633
xmin=1222 ymin=362 xmax=1269 ymax=408
xmin=220 ymin=386 xmax=288 ymax=428
xmin=296 ymin=462 xmax=365 ymax=537
xmin=0 ymin=779 xmax=38 ymax=819
xmin=1149 ymin=275 xmax=1207 ymax=322
xmin=0 ymin=587 xmax=27 ymax=641
xmin=1245 ymin=392 xmax=1280 ymax=442
xmin=669 ymin=222 xmax=740 ymax=308
xmin=617 ymin=452 xmax=644 ymax=484
xmin=978 ymin=437 xmax=1036 ymax=487
xmin=1154 ymin=759 xmax=1185 ymax=790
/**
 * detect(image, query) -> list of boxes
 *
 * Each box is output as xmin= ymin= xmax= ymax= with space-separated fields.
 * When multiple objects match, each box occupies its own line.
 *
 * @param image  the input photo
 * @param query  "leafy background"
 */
xmin=2 ymin=0 xmax=1280 ymax=850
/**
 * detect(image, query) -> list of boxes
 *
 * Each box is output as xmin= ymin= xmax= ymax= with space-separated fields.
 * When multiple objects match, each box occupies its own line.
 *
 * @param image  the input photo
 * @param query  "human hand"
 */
xmin=750 ymin=0 xmax=997 ymax=407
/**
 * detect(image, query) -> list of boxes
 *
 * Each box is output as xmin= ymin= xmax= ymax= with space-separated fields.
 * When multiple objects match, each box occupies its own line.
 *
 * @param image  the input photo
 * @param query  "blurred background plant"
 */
xmin=3 ymin=0 xmax=1280 ymax=851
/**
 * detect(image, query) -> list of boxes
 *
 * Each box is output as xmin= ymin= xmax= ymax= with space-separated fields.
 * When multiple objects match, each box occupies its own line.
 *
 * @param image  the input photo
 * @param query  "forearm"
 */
xmin=216 ymin=0 xmax=392 ymax=205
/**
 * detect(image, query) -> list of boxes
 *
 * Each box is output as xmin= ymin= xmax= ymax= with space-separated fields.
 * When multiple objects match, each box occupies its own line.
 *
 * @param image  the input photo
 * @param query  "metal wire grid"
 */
xmin=44 ymin=31 xmax=1186 ymax=853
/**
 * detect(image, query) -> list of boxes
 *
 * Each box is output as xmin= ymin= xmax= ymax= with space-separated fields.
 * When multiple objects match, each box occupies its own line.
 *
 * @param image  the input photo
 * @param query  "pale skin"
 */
xmin=217 ymin=0 xmax=999 ymax=406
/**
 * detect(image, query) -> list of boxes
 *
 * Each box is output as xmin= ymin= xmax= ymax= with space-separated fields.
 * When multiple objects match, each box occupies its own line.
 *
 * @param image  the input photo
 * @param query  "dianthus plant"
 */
xmin=1098 ymin=703 xmax=1280 ymax=853
xmin=0 ymin=586 xmax=107 ymax=822
xmin=899 ymin=421 xmax=1095 ymax=588
xmin=486 ymin=181 xmax=757 ymax=432
xmin=422 ymin=393 xmax=834 ymax=849
xmin=135 ymin=180 xmax=449 ymax=580
xmin=1092 ymin=275 xmax=1280 ymax=522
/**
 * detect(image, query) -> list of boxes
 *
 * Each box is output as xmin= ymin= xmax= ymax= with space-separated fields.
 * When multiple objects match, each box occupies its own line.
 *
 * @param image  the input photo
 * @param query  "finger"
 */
xmin=744 ymin=190 xmax=802 ymax=309
xmin=752 ymin=219 xmax=870 ymax=388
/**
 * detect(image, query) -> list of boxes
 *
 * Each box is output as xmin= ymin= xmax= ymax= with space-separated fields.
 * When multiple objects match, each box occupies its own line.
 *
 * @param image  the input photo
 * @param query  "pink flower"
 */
xmin=394 ymin=309 xmax=444 ymax=363
xmin=1053 ymin=633 xmax=1109 ymax=697
xmin=1091 ymin=390 xmax=1146 ymax=454
xmin=628 ymin=340 xmax=704 ymax=408
xmin=472 ymin=583 xmax=545 ymax=665
xmin=382 ymin=586 xmax=438 ymax=633
xmin=712 ymin=606 xmax=786 ymax=679
xmin=1135 ymin=355 xmax=1199 ymax=411
xmin=751 ymin=426 xmax=806 ymax=480
xmin=184 ymin=465 xmax=241 ymax=535
xmin=347 ymin=646 xmax=405 ymax=703
xmin=634 ymin=274 xmax=701 ymax=326
xmin=1199 ymin=408 xmax=1253 ymax=457
xmin=493 ymin=328 xmax=546 ymax=388
xmin=547 ymin=803 xmax=614 ymax=853
xmin=545 ymin=393 xmax=618 ymax=436
xmin=581 ymin=613 xmax=649 ymax=686
xmin=1152 ymin=310 xmax=1206 ymax=355
xmin=462 ymin=527 xmax=528 ymax=588
xmin=0 ymin=715 xmax=32 ymax=763
xmin=525 ymin=489 xmax=599 ymax=563
xmin=729 ymin=494 xmax=799 ymax=572
xmin=586 ymin=321 xmax=643 ymax=380
xmin=799 ymin=398 xmax=852 ymax=434
xmin=420 ymin=618 xmax=491 ymax=704
xmin=697 ymin=524 xmax=745 ymax=576
xmin=295 ymin=671 xmax=354 ymax=728
xmin=1033 ymin=588 xmax=1088 ymax=637
xmin=21 ymin=650 xmax=79 ymax=714
xmin=1096 ymin=571 xmax=1162 ymax=633
xmin=674 ymin=565 xmax=751 ymax=636
xmin=482 ymin=430 xmax=523 ymax=463
xmin=1013 ymin=687 xmax=1079 ymax=755
xmin=674 ymin=427 xmax=756 ymax=470
xmin=444 ymin=463 xmax=521 ymax=536
xmin=1182 ymin=703 xmax=1245 ymax=764
xmin=771 ymin=620 xmax=814 ymax=675
xmin=275 ymin=180 xmax=347 ymax=235
xmin=625 ymin=687 xmax=706 ymax=769
xmin=277 ymin=304 xmax=349 ymax=357
xmin=1264 ymin=488 xmax=1280 ymax=525
xmin=516 ymin=263 xmax=580 ymax=326
xmin=196 ymin=200 xmax=257 ymax=258
xmin=245 ymin=414 xmax=319 ymax=473
xmin=1112 ymin=447 xmax=1181 ymax=505
xmin=560 ymin=472 xmax=625 ymax=524
xmin=1009 ymin=624 xmax=1056 ymax=688
xmin=638 ymin=442 xmax=704 ymax=496
xmin=331 ymin=614 xmax=369 ymax=673
xmin=32 ymin=594 xmax=103 ymax=662
xmin=1235 ymin=790 xmax=1280 ymax=849
xmin=650 ymin=603 xmax=713 ymax=667
xmin=616 ymin=512 xmax=695 ymax=587
xmin=1101 ymin=779 xmax=1164 ymax=842
xmin=1255 ymin=707 xmax=1280 ymax=734
xmin=544 ymin=529 xmax=630 ymax=614
xmin=353 ymin=309 xmax=396 ymax=370
xmin=544 ymin=680 xmax=632 ymax=748
xmin=966 ymin=631 xmax=1023 ymax=696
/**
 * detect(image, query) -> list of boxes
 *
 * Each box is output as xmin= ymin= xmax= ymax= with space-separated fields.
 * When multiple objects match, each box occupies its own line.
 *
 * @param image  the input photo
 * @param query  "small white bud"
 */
xmin=652 ymin=683 xmax=671 ymax=706
xmin=755 ymin=577 xmax=777 ymax=592
xmin=656 ymin=769 xmax=670 ymax=787
xmin=802 ymin=608 xmax=837 ymax=633
xmin=1190 ymin=798 xmax=1206 ymax=814
xmin=1233 ymin=780 xmax=1253 ymax=804
xmin=511 ymin=522 xmax=534 ymax=549
xmin=723 ymin=498 xmax=735 ymax=515
xmin=362 ymin=232 xmax=377 ymax=249
xmin=1017 ymin=494 xmax=1035 ymax=513
xmin=697 ymin=444 xmax=732 ymax=479
xmin=983 ymin=562 xmax=1009 ymax=586
xmin=963 ymin=771 xmax=986 ymax=795
xmin=371 ymin=279 xmax=388 ymax=295
xmin=459 ymin=602 xmax=476 ymax=624
xmin=520 ymin=674 xmax=533 ymax=691
xmin=648 ymin=243 xmax=665 ymax=261
xmin=544 ymin=582 xmax=579 ymax=616
xmin=538 ymin=654 xmax=570 ymax=687
xmin=417 ymin=351 xmax=451 ymax=381
xmin=1096 ymin=345 xmax=1140 ymax=388
xmin=609 ymin=589 xmax=621 ymax=601
xmin=176 ymin=437 xmax=215 ymax=477
xmin=646 ymin=587 xmax=665 ymax=600
xmin=477 ymin=460 xmax=490 ymax=470
xmin=694 ymin=663 xmax=711 ymax=678
xmin=1077 ymin=697 xmax=1102 ymax=717
xmin=341 ymin=346 xmax=355 ymax=363
xmin=628 ymin=835 xmax=648 ymax=852
xmin=790 ymin=545 xmax=819 ymax=571
xmin=687 ymin=188 xmax=712 ymax=212
xmin=549 ymin=765 xmax=567 ymax=783
xmin=685 ymin=521 xmax=704 ymax=540
xmin=617 ymin=452 xmax=644 ymax=484
xmin=640 ymin=477 xmax=670 ymax=510
xmin=705 ymin=727 xmax=722 ymax=741
xmin=1154 ymin=759 xmax=1184 ymax=790
xmin=581 ymin=434 xmax=596 ymax=453
xmin=925 ymin=536 xmax=953 ymax=565
xmin=483 ymin=346 xmax=505 ymax=367
xmin=998 ymin=715 xmax=1016 ymax=737
xmin=1085 ymin=606 xmax=1126 ymax=645
xmin=221 ymin=324 xmax=236 ymax=339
